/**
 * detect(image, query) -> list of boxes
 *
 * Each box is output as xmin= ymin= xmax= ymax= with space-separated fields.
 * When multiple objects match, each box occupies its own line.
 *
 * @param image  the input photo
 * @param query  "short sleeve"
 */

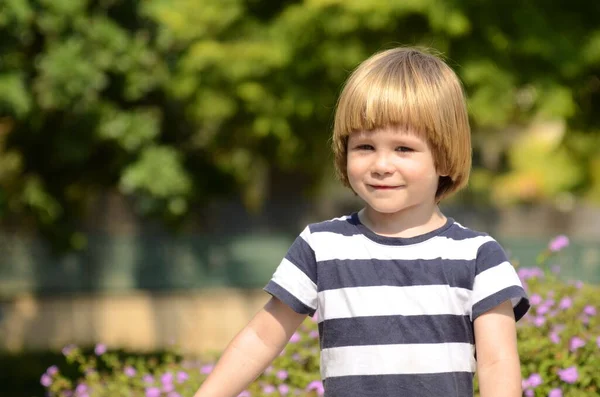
xmin=263 ymin=226 xmax=318 ymax=316
xmin=471 ymin=240 xmax=530 ymax=322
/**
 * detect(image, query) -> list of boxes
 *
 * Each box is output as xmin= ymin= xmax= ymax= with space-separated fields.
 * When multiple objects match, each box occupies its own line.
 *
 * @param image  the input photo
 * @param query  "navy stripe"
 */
xmin=285 ymin=235 xmax=317 ymax=284
xmin=476 ymin=240 xmax=509 ymax=274
xmin=472 ymin=285 xmax=530 ymax=321
xmin=309 ymin=214 xmax=488 ymax=243
xmin=318 ymin=258 xmax=474 ymax=292
xmin=323 ymin=372 xmax=474 ymax=397
xmin=263 ymin=281 xmax=315 ymax=316
xmin=318 ymin=315 xmax=473 ymax=349
xmin=309 ymin=217 xmax=357 ymax=236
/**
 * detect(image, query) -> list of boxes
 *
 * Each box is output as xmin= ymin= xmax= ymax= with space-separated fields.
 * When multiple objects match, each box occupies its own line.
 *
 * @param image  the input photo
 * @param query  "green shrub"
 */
xmin=40 ymin=237 xmax=599 ymax=397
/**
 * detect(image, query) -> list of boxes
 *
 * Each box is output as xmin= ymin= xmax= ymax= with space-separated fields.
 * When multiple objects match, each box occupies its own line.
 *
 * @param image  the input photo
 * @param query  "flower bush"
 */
xmin=42 ymin=235 xmax=599 ymax=397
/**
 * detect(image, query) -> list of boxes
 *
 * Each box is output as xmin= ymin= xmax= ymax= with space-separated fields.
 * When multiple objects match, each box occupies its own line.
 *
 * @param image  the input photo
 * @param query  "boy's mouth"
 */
xmin=368 ymin=185 xmax=402 ymax=190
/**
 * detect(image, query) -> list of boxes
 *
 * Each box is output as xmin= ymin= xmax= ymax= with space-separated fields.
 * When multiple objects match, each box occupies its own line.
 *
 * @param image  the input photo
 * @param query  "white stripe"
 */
xmin=321 ymin=343 xmax=476 ymax=378
xmin=472 ymin=261 xmax=523 ymax=307
xmin=317 ymin=285 xmax=471 ymax=321
xmin=271 ymin=258 xmax=317 ymax=310
xmin=310 ymin=233 xmax=494 ymax=262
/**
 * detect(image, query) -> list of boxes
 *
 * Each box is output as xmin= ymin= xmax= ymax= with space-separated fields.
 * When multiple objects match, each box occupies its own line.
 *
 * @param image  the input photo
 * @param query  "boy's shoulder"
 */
xmin=304 ymin=213 xmax=358 ymax=236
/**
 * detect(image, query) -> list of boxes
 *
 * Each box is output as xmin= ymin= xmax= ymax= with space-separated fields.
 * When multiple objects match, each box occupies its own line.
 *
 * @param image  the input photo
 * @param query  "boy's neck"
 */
xmin=358 ymin=204 xmax=447 ymax=238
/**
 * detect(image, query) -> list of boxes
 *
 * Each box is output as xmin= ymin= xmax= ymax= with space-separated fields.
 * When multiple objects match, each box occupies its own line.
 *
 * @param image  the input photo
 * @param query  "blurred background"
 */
xmin=0 ymin=0 xmax=599 ymax=394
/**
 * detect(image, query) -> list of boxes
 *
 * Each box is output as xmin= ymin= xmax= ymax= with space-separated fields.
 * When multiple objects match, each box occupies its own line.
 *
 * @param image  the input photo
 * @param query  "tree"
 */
xmin=1 ymin=0 xmax=599 ymax=249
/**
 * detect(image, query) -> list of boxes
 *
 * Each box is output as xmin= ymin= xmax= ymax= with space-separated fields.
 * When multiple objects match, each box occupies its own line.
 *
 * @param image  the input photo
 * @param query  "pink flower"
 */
xmin=276 ymin=370 xmax=288 ymax=380
xmin=557 ymin=366 xmax=578 ymax=384
xmin=237 ymin=391 xmax=251 ymax=397
xmin=533 ymin=316 xmax=546 ymax=327
xmin=289 ymin=332 xmax=301 ymax=343
xmin=569 ymin=336 xmax=585 ymax=352
xmin=583 ymin=305 xmax=596 ymax=316
xmin=596 ymin=336 xmax=600 ymax=348
xmin=262 ymin=385 xmax=275 ymax=394
xmin=309 ymin=330 xmax=320 ymax=339
xmin=176 ymin=371 xmax=189 ymax=383
xmin=124 ymin=366 xmax=137 ymax=377
xmin=40 ymin=373 xmax=52 ymax=387
xmin=278 ymin=384 xmax=290 ymax=395
xmin=200 ymin=364 xmax=214 ymax=374
xmin=306 ymin=380 xmax=325 ymax=396
xmin=549 ymin=388 xmax=563 ymax=397
xmin=524 ymin=390 xmax=534 ymax=397
xmin=527 ymin=373 xmax=543 ymax=388
xmin=548 ymin=235 xmax=569 ymax=252
xmin=94 ymin=343 xmax=107 ymax=356
xmin=62 ymin=344 xmax=77 ymax=356
xmin=549 ymin=331 xmax=560 ymax=344
xmin=558 ymin=297 xmax=572 ymax=310
xmin=529 ymin=294 xmax=542 ymax=305
xmin=46 ymin=365 xmax=59 ymax=376
xmin=143 ymin=375 xmax=154 ymax=384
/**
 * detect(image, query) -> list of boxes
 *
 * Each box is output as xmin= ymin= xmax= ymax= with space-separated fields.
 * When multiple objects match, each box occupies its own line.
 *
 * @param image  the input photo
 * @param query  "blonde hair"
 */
xmin=332 ymin=47 xmax=471 ymax=202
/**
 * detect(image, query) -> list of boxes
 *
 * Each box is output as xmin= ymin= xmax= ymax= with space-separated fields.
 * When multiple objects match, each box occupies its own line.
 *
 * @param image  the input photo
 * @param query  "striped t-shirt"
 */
xmin=264 ymin=213 xmax=530 ymax=397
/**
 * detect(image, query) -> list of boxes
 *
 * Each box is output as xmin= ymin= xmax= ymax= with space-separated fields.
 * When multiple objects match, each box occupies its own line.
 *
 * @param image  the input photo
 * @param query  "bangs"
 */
xmin=333 ymin=50 xmax=457 ymax=144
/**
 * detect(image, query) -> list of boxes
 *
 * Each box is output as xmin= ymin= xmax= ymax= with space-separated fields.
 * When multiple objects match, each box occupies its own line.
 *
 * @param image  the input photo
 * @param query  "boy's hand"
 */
xmin=474 ymin=300 xmax=521 ymax=397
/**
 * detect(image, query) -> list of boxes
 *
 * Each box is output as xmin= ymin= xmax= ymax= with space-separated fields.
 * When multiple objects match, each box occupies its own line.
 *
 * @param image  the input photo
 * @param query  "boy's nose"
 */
xmin=372 ymin=153 xmax=395 ymax=175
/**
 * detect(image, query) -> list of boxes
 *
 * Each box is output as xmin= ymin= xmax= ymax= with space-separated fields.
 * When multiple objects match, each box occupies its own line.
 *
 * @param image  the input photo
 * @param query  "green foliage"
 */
xmin=1 ymin=0 xmax=600 ymax=248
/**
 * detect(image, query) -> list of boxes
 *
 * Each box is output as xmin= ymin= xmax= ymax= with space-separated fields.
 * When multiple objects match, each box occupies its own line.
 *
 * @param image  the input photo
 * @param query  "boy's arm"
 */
xmin=194 ymin=297 xmax=307 ymax=397
xmin=474 ymin=300 xmax=522 ymax=397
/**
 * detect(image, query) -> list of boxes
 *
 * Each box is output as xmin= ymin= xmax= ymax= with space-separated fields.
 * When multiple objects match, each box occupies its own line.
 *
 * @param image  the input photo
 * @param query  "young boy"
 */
xmin=194 ymin=47 xmax=530 ymax=397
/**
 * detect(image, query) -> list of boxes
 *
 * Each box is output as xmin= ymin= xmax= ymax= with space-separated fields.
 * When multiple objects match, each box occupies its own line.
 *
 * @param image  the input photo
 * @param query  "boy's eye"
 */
xmin=355 ymin=144 xmax=374 ymax=150
xmin=396 ymin=146 xmax=413 ymax=152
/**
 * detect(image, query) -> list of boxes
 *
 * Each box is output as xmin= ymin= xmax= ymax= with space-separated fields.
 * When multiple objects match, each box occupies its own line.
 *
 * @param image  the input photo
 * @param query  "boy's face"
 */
xmin=346 ymin=126 xmax=441 ymax=217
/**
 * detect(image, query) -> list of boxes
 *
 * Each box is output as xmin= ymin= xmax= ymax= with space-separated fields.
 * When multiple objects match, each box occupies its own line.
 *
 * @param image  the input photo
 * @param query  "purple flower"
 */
xmin=40 ymin=373 xmax=52 ymax=387
xmin=306 ymin=380 xmax=325 ymax=395
xmin=558 ymin=297 xmax=572 ymax=310
xmin=276 ymin=370 xmax=289 ymax=380
xmin=124 ymin=366 xmax=137 ymax=377
xmin=549 ymin=331 xmax=560 ymax=344
xmin=176 ymin=371 xmax=189 ymax=383
xmin=548 ymin=388 xmax=563 ymax=397
xmin=525 ymin=390 xmax=534 ymax=397
xmin=549 ymin=235 xmax=569 ymax=252
xmin=161 ymin=372 xmax=173 ymax=385
xmin=292 ymin=353 xmax=302 ymax=362
xmin=575 ymin=280 xmax=584 ymax=289
xmin=309 ymin=330 xmax=320 ymax=339
xmin=537 ymin=305 xmax=550 ymax=315
xmin=527 ymin=373 xmax=543 ymax=388
xmin=75 ymin=384 xmax=88 ymax=397
xmin=237 ymin=391 xmax=251 ymax=397
xmin=262 ymin=385 xmax=276 ymax=394
xmin=168 ymin=393 xmax=181 ymax=397
xmin=200 ymin=364 xmax=214 ymax=375
xmin=533 ymin=316 xmax=546 ymax=327
xmin=46 ymin=365 xmax=59 ymax=376
xmin=518 ymin=267 xmax=544 ymax=280
xmin=583 ymin=305 xmax=596 ymax=316
xmin=278 ymin=384 xmax=290 ymax=395
xmin=597 ymin=336 xmax=600 ymax=348
xmin=569 ymin=336 xmax=585 ymax=352
xmin=146 ymin=387 xmax=161 ymax=397
xmin=289 ymin=332 xmax=301 ymax=343
xmin=62 ymin=344 xmax=77 ymax=356
xmin=311 ymin=312 xmax=319 ymax=322
xmin=94 ymin=343 xmax=107 ymax=356
xmin=529 ymin=294 xmax=542 ymax=305
xmin=557 ymin=366 xmax=578 ymax=384
xmin=143 ymin=374 xmax=154 ymax=384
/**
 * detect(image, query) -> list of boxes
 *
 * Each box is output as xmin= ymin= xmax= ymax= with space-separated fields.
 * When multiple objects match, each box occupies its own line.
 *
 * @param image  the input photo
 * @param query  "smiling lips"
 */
xmin=368 ymin=185 xmax=403 ymax=190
